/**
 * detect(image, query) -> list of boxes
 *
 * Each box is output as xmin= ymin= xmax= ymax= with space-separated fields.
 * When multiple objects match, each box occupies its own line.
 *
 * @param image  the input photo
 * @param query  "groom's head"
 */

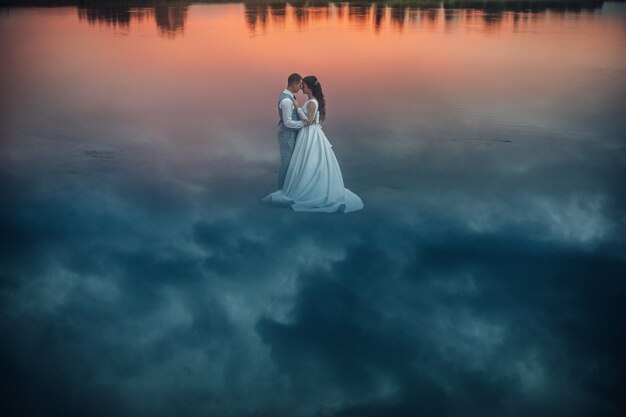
xmin=287 ymin=73 xmax=303 ymax=93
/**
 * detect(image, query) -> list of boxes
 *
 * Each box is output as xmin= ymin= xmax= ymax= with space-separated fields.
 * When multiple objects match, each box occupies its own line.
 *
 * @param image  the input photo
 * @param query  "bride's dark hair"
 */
xmin=303 ymin=75 xmax=326 ymax=122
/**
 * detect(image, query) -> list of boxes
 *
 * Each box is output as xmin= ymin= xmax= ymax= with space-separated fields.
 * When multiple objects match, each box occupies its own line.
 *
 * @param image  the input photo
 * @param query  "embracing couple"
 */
xmin=262 ymin=73 xmax=364 ymax=213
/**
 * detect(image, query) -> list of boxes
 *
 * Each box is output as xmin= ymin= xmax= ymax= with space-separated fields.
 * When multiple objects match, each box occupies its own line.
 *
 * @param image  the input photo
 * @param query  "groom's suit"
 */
xmin=277 ymin=89 xmax=305 ymax=189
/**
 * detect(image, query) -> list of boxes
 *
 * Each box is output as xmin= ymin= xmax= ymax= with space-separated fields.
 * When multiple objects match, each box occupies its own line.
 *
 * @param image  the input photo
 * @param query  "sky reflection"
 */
xmin=1 ymin=1 xmax=625 ymax=417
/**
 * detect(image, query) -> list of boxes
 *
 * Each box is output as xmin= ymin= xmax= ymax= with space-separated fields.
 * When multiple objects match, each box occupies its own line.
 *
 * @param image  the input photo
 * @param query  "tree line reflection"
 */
xmin=77 ymin=3 xmax=188 ymax=38
xmin=244 ymin=0 xmax=607 ymax=32
xmin=0 ymin=0 xmax=611 ymax=37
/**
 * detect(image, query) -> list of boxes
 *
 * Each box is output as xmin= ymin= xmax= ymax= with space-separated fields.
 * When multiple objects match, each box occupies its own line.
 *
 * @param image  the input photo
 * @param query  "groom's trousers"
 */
xmin=277 ymin=127 xmax=298 ymax=189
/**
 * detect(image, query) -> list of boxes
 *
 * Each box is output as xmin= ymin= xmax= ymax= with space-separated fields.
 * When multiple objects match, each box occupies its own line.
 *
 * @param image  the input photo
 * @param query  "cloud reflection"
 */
xmin=1 ymin=132 xmax=625 ymax=416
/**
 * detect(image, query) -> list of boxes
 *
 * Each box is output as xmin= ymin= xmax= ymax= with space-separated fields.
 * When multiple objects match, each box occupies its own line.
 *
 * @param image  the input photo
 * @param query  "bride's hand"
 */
xmin=292 ymin=98 xmax=299 ymax=108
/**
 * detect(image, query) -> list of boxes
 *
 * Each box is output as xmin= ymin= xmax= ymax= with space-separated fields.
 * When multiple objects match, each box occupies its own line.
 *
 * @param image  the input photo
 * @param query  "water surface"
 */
xmin=1 ymin=1 xmax=625 ymax=416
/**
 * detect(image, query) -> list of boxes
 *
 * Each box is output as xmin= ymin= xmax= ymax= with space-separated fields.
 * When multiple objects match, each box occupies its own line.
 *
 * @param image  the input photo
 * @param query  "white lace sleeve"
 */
xmin=297 ymin=107 xmax=307 ymax=121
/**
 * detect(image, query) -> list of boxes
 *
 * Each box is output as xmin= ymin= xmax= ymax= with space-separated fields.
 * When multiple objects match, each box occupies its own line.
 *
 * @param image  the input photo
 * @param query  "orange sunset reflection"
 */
xmin=2 ymin=0 xmax=623 ymax=157
xmin=67 ymin=1 xmax=610 ymax=38
xmin=5 ymin=0 xmax=622 ymax=138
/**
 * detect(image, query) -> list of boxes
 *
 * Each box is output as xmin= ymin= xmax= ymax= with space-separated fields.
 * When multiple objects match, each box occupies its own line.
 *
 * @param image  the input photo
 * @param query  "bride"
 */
xmin=263 ymin=76 xmax=364 ymax=213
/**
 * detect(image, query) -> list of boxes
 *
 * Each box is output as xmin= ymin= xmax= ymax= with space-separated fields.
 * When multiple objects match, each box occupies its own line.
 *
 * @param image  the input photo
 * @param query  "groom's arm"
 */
xmin=280 ymin=98 xmax=305 ymax=129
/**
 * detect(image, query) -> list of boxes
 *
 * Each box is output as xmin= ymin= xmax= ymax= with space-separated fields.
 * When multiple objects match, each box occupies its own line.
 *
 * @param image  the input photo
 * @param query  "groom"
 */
xmin=276 ymin=73 xmax=306 ymax=188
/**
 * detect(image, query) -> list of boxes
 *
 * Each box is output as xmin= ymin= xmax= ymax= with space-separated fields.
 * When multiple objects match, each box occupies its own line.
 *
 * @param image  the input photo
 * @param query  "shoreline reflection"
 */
xmin=244 ymin=0 xmax=608 ymax=32
xmin=77 ymin=5 xmax=188 ymax=37
xmin=0 ymin=0 xmax=613 ymax=37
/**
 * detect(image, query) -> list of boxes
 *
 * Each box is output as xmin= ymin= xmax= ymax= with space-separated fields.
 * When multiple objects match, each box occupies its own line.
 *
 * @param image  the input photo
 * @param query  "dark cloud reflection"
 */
xmin=1 ymin=153 xmax=624 ymax=416
xmin=1 ymin=2 xmax=626 ymax=417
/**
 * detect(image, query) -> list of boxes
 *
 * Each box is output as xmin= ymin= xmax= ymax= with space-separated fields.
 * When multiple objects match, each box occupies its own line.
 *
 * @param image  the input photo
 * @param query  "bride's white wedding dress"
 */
xmin=263 ymin=98 xmax=364 ymax=213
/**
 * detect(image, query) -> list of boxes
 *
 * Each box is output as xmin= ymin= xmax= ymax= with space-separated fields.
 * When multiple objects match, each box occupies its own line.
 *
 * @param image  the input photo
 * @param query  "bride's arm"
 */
xmin=292 ymin=98 xmax=308 ymax=124
xmin=296 ymin=106 xmax=307 ymax=122
xmin=292 ymin=99 xmax=316 ymax=125
xmin=306 ymin=101 xmax=317 ymax=125
xmin=298 ymin=101 xmax=316 ymax=125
